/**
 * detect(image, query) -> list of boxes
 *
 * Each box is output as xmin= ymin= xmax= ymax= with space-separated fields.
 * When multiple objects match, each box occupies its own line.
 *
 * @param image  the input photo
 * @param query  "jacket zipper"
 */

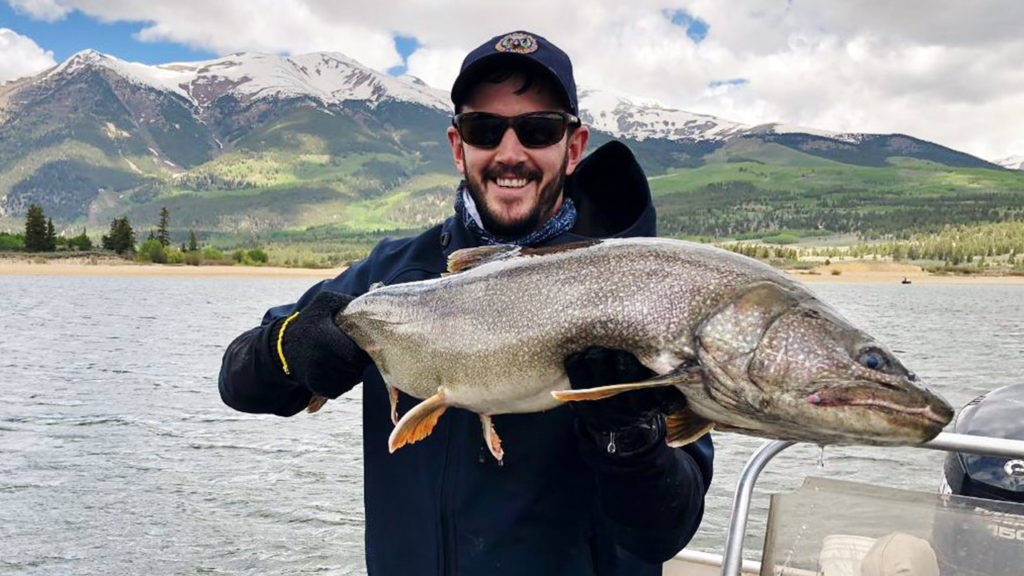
xmin=439 ymin=412 xmax=458 ymax=576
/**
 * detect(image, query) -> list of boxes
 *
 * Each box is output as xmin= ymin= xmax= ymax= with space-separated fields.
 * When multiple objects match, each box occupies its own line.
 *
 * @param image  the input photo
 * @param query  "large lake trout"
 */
xmin=327 ymin=237 xmax=952 ymax=461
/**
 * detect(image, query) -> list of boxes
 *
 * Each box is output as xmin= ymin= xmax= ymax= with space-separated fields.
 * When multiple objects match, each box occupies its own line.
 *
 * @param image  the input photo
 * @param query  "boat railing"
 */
xmin=719 ymin=432 xmax=1024 ymax=576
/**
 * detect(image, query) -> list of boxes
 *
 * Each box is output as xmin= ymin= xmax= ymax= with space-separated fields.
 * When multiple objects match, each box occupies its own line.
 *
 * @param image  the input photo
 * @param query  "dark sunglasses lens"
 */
xmin=459 ymin=116 xmax=506 ymax=147
xmin=514 ymin=116 xmax=567 ymax=147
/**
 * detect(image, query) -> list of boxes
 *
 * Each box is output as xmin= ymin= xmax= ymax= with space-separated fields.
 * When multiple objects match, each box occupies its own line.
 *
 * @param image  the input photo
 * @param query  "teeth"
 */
xmin=495 ymin=178 xmax=528 ymax=188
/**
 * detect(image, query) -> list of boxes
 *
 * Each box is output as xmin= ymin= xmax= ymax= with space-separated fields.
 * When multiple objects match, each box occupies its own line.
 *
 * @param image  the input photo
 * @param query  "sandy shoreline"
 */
xmin=2 ymin=257 xmax=1023 ymax=285
xmin=787 ymin=260 xmax=1024 ymax=285
xmin=0 ymin=258 xmax=344 ymax=279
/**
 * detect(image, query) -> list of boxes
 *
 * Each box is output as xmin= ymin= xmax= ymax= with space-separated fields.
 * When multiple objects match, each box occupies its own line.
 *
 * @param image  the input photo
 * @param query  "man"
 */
xmin=219 ymin=30 xmax=713 ymax=576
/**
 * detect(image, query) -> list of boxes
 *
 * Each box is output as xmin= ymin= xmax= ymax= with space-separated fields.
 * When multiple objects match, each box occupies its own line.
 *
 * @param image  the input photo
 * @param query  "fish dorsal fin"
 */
xmin=446 ymin=245 xmax=521 ymax=274
xmin=665 ymin=407 xmax=715 ymax=447
xmin=519 ymin=239 xmax=602 ymax=257
xmin=446 ymin=239 xmax=604 ymax=274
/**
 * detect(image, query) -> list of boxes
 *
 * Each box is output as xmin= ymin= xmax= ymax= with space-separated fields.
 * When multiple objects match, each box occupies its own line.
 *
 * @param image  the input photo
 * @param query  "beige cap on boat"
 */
xmin=860 ymin=532 xmax=939 ymax=576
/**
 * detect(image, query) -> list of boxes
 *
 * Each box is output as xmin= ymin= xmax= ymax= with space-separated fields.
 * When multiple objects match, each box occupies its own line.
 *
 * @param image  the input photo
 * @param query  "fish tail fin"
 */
xmin=388 ymin=389 xmax=448 ymax=453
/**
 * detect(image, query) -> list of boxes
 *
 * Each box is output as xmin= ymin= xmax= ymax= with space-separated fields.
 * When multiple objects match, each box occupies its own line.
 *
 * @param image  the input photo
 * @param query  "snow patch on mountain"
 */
xmin=996 ymin=155 xmax=1024 ymax=170
xmin=579 ymin=88 xmax=748 ymax=141
xmin=48 ymin=50 xmax=451 ymax=112
xmin=50 ymin=50 xmax=197 ymax=103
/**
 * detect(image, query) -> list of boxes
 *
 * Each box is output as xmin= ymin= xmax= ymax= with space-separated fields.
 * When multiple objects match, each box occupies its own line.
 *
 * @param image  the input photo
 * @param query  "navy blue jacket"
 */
xmin=219 ymin=141 xmax=714 ymax=576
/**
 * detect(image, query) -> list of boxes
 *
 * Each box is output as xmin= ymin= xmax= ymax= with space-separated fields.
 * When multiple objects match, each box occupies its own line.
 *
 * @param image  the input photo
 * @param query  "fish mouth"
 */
xmin=806 ymin=385 xmax=953 ymax=426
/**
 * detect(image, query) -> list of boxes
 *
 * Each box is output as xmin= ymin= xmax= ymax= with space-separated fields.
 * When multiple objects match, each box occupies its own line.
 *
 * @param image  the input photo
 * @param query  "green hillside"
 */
xmin=651 ymin=144 xmax=1024 ymax=240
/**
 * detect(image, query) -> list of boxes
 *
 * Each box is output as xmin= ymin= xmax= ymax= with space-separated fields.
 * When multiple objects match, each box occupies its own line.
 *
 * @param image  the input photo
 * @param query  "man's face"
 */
xmin=447 ymin=73 xmax=589 ymax=237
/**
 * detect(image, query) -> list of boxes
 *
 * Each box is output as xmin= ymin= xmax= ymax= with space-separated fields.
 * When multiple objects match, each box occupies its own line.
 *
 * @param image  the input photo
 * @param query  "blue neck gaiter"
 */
xmin=454 ymin=181 xmax=577 ymax=246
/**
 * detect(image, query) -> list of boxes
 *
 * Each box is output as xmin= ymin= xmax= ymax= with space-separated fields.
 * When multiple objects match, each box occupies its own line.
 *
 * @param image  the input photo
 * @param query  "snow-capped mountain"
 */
xmin=996 ymin=155 xmax=1024 ymax=171
xmin=37 ymin=49 xmax=772 ymax=144
xmin=0 ymin=48 xmax=1008 ymax=224
xmin=578 ymin=88 xmax=750 ymax=141
xmin=45 ymin=49 xmax=453 ymax=113
xmin=14 ymin=48 xmax=1003 ymax=153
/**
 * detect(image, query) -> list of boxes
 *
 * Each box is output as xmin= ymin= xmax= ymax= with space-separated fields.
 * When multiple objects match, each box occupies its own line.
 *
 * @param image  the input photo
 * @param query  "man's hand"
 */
xmin=272 ymin=291 xmax=371 ymax=398
xmin=565 ymin=347 xmax=685 ymax=456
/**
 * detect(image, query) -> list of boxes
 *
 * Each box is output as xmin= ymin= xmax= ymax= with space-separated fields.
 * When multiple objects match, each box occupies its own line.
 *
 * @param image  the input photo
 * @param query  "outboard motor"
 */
xmin=943 ymin=384 xmax=1024 ymax=500
xmin=935 ymin=384 xmax=1024 ymax=575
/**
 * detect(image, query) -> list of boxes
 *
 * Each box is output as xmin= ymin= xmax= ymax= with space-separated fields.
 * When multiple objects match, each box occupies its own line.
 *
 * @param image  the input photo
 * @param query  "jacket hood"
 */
xmin=565 ymin=140 xmax=656 ymax=238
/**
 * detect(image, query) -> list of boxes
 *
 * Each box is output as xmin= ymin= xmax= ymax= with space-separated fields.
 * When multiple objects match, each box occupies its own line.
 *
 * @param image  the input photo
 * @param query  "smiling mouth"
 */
xmin=494 ymin=177 xmax=530 ymax=188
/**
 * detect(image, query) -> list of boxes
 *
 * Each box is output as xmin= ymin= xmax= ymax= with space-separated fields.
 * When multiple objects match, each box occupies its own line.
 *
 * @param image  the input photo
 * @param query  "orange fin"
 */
xmin=480 ymin=414 xmax=504 ymax=462
xmin=551 ymin=364 xmax=702 ymax=402
xmin=388 ymin=389 xmax=448 ymax=453
xmin=307 ymin=394 xmax=328 ymax=413
xmin=665 ymin=407 xmax=715 ymax=447
xmin=387 ymin=384 xmax=400 ymax=425
xmin=551 ymin=382 xmax=662 ymax=401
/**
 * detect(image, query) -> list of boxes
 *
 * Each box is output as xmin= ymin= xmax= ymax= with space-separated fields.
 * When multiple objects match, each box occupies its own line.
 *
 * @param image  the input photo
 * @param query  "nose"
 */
xmin=493 ymin=125 xmax=527 ymax=164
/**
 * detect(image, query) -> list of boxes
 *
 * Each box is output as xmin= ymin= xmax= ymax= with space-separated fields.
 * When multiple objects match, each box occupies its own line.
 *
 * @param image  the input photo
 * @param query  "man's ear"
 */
xmin=564 ymin=125 xmax=590 ymax=176
xmin=447 ymin=126 xmax=465 ymax=173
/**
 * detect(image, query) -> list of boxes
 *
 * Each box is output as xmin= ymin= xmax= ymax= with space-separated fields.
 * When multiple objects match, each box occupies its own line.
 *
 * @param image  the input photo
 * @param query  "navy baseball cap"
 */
xmin=451 ymin=31 xmax=578 ymax=116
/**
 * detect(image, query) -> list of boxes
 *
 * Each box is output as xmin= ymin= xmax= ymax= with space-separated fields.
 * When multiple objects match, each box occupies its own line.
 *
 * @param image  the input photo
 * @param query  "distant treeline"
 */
xmin=726 ymin=221 xmax=1024 ymax=270
xmin=846 ymin=221 xmax=1024 ymax=266
xmin=657 ymin=180 xmax=1024 ymax=239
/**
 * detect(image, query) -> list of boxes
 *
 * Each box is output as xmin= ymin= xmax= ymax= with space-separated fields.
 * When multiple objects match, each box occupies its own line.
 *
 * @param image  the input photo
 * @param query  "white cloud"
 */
xmin=8 ymin=0 xmax=72 ymax=22
xmin=0 ymin=28 xmax=56 ymax=83
xmin=6 ymin=0 xmax=1024 ymax=160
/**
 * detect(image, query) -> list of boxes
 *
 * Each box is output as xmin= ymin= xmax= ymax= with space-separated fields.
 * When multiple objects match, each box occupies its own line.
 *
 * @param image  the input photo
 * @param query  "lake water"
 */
xmin=2 ymin=275 xmax=1023 ymax=575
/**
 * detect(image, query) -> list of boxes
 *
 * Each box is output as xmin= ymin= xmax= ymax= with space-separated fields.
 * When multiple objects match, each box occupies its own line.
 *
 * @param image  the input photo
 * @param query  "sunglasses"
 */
xmin=452 ymin=111 xmax=581 ymax=149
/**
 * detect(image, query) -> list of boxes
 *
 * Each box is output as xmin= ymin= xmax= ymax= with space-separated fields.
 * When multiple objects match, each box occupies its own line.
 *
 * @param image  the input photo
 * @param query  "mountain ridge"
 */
xmin=0 ymin=48 xmax=1019 ymax=243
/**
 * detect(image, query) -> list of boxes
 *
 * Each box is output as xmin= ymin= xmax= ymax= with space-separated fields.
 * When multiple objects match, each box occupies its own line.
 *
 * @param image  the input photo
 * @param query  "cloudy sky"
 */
xmin=2 ymin=0 xmax=1022 ymax=162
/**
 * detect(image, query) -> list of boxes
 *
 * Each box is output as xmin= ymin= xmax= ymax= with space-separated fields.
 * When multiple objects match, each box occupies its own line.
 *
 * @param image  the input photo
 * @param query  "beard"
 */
xmin=462 ymin=148 xmax=570 ymax=238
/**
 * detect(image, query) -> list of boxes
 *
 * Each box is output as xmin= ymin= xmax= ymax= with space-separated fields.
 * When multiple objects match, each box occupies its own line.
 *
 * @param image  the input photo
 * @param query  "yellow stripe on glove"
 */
xmin=276 ymin=311 xmax=301 ymax=375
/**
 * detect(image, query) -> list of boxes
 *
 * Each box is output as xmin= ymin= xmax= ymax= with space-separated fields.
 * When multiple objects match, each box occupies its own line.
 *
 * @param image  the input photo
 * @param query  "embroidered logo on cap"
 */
xmin=495 ymin=32 xmax=538 ymax=54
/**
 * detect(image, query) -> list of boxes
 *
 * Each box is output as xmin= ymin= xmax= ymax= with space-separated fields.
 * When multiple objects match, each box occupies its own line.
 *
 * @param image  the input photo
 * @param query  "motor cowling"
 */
xmin=943 ymin=384 xmax=1024 ymax=501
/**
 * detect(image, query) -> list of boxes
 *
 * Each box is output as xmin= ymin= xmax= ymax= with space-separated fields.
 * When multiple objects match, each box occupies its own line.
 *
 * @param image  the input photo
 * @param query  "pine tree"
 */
xmin=156 ymin=206 xmax=171 ymax=247
xmin=188 ymin=230 xmax=198 ymax=252
xmin=24 ymin=204 xmax=48 ymax=251
xmin=69 ymin=228 xmax=92 ymax=251
xmin=102 ymin=217 xmax=136 ymax=255
xmin=46 ymin=218 xmax=57 ymax=251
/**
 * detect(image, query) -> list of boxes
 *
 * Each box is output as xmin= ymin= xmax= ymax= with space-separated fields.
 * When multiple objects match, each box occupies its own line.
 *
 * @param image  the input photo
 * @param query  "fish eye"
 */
xmin=857 ymin=348 xmax=888 ymax=371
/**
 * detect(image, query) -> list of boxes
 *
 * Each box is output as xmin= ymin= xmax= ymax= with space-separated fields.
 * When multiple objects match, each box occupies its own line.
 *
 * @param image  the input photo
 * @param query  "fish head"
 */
xmin=696 ymin=281 xmax=953 ymax=445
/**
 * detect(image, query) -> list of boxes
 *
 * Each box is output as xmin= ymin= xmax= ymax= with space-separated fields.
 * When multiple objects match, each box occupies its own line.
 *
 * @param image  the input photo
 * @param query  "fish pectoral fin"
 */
xmin=665 ymin=407 xmax=715 ymax=447
xmin=307 ymin=394 xmax=329 ymax=413
xmin=552 ymin=381 xmax=669 ymax=401
xmin=480 ymin=414 xmax=504 ymax=462
xmin=446 ymin=245 xmax=521 ymax=273
xmin=551 ymin=364 xmax=703 ymax=402
xmin=388 ymin=389 xmax=448 ymax=453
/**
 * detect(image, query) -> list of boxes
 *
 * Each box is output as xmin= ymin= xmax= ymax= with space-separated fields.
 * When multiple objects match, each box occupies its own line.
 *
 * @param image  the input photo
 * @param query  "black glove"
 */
xmin=271 ymin=290 xmax=371 ymax=398
xmin=565 ymin=347 xmax=685 ymax=456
